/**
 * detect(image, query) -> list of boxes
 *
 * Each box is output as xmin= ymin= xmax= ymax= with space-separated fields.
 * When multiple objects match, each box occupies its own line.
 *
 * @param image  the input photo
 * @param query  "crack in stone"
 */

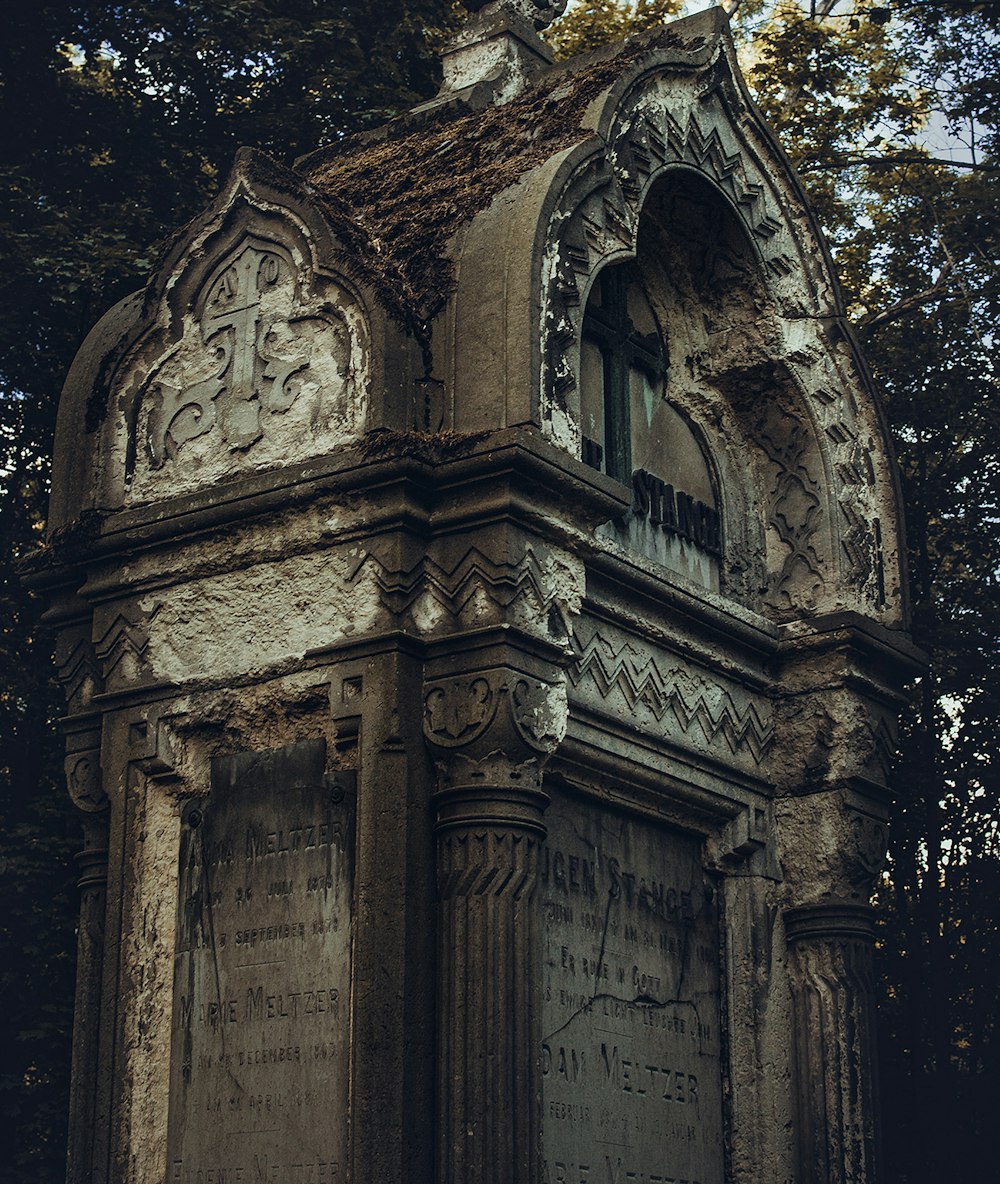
xmin=199 ymin=842 xmax=248 ymax=1097
xmin=541 ymin=992 xmax=704 ymax=1047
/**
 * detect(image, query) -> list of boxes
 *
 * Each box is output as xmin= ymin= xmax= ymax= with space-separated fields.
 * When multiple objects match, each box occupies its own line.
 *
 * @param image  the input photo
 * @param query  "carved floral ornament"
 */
xmin=422 ymin=672 xmax=568 ymax=796
xmin=65 ymin=752 xmax=107 ymax=813
xmin=424 ymin=670 xmax=567 ymax=756
xmin=122 ymin=230 xmax=368 ymax=485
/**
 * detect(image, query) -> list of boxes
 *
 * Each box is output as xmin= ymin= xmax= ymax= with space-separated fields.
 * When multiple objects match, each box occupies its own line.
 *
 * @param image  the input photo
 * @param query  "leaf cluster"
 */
xmin=549 ymin=0 xmax=686 ymax=59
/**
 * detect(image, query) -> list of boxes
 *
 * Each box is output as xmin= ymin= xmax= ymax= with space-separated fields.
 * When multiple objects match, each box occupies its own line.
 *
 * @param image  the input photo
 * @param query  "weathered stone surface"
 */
xmin=168 ymin=741 xmax=353 ymax=1184
xmin=540 ymin=789 xmax=724 ymax=1184
xmin=425 ymin=664 xmax=565 ymax=1184
xmin=33 ymin=6 xmax=926 ymax=1184
xmin=119 ymin=237 xmax=368 ymax=507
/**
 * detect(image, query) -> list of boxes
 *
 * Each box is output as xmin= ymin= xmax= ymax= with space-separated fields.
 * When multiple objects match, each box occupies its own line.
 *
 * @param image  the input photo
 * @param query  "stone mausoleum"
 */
xmin=34 ymin=3 xmax=923 ymax=1182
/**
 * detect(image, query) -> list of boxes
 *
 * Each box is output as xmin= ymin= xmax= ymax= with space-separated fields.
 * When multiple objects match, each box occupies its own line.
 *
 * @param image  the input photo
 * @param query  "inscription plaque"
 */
xmin=541 ymin=789 xmax=724 ymax=1184
xmin=168 ymin=741 xmax=354 ymax=1184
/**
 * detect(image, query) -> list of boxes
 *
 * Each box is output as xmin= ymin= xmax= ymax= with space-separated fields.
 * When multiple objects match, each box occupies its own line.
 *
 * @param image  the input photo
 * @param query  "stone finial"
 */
xmin=423 ymin=0 xmax=563 ymax=107
xmin=461 ymin=0 xmax=567 ymax=33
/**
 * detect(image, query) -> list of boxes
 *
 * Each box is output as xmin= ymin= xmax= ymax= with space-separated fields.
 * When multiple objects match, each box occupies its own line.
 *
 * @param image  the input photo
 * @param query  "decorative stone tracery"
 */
xmin=143 ymin=238 xmax=354 ymax=467
xmin=100 ymin=176 xmax=372 ymax=508
xmin=538 ymin=58 xmax=899 ymax=621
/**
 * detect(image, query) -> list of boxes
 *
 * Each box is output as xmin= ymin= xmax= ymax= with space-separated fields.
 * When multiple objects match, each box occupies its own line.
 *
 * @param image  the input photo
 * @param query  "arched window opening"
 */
xmin=580 ymin=265 xmax=666 ymax=483
xmin=581 ymin=261 xmax=722 ymax=589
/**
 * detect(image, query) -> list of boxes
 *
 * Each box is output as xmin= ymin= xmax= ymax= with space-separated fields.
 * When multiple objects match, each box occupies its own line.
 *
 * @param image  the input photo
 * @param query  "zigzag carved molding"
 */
xmin=546 ymin=105 xmax=798 ymax=407
xmin=438 ymin=830 xmax=538 ymax=903
xmin=570 ymin=630 xmax=774 ymax=763
xmin=614 ymin=107 xmax=785 ymax=256
xmin=93 ymin=604 xmax=161 ymax=685
xmin=350 ymin=545 xmax=573 ymax=624
xmin=55 ymin=636 xmax=102 ymax=709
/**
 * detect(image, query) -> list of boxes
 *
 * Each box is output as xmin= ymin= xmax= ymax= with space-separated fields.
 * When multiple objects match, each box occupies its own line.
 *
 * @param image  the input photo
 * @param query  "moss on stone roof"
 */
xmin=295 ymin=23 xmax=710 ymax=351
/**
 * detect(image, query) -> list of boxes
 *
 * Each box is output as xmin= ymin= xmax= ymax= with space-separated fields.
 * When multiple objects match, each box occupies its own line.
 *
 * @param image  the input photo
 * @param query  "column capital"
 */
xmin=425 ymin=664 xmax=562 ymax=1184
xmin=423 ymin=666 xmax=566 ymax=797
xmin=776 ymin=788 xmax=889 ymax=906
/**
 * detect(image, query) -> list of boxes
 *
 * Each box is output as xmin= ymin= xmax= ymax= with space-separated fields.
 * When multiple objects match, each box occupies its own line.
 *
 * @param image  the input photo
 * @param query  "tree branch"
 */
xmin=856 ymin=260 xmax=953 ymax=336
xmin=797 ymin=154 xmax=996 ymax=173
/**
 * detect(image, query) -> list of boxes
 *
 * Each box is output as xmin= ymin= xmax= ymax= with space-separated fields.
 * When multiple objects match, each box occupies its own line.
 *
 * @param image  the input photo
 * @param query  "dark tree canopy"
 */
xmin=0 ymin=5 xmax=457 ymax=1179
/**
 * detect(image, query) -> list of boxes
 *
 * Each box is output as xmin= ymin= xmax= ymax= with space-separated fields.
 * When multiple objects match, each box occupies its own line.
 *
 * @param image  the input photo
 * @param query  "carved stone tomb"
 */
xmin=32 ymin=5 xmax=922 ymax=1183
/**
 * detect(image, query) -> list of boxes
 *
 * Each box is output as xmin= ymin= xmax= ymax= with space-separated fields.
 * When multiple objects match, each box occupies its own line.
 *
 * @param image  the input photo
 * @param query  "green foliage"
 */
xmin=550 ymin=0 xmax=685 ymax=59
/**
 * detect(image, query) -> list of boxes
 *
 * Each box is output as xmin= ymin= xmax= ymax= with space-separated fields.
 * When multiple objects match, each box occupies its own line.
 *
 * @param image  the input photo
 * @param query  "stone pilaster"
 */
xmin=784 ymin=902 xmax=881 ymax=1184
xmin=775 ymin=783 xmax=889 ymax=1184
xmin=63 ymin=737 xmax=109 ymax=1184
xmin=424 ymin=668 xmax=566 ymax=1184
xmin=771 ymin=616 xmax=921 ymax=1184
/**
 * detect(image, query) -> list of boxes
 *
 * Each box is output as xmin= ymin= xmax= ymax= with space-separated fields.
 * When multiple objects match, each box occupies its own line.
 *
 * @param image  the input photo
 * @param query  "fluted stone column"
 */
xmin=784 ymin=901 xmax=881 ymax=1184
xmin=424 ymin=668 xmax=566 ymax=1184
xmin=776 ymin=781 xmax=889 ymax=1184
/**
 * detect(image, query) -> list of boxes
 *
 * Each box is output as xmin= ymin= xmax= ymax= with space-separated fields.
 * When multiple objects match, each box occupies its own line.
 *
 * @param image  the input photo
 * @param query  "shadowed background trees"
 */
xmin=1 ymin=2 xmax=996 ymax=1180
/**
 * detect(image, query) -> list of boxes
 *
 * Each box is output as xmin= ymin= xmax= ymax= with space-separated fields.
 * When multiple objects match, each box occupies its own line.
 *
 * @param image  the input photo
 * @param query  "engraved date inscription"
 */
xmin=541 ymin=790 xmax=723 ymax=1184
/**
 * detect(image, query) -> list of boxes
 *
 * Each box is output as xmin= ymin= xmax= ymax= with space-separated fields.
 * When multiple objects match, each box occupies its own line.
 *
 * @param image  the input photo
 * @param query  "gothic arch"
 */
xmin=51 ymin=150 xmax=379 ymax=523
xmin=527 ymin=49 xmax=904 ymax=623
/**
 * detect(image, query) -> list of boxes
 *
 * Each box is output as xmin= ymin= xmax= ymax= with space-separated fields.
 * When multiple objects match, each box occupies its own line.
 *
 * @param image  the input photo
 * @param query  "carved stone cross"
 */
xmin=146 ymin=241 xmax=317 ymax=467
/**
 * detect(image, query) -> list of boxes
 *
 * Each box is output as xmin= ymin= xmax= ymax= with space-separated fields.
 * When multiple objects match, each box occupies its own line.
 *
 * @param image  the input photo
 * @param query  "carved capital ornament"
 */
xmin=423 ymin=669 xmax=567 ymax=794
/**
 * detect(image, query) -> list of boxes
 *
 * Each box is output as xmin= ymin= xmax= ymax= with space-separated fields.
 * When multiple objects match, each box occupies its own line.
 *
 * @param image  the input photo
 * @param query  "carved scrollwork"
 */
xmin=511 ymin=677 xmax=566 ymax=752
xmin=109 ymin=192 xmax=371 ymax=505
xmin=143 ymin=238 xmax=357 ymax=468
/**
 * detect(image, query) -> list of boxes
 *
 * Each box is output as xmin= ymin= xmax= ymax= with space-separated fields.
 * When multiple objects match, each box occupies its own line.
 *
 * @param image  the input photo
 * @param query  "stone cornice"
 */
xmin=29 ymin=427 xmax=621 ymax=578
